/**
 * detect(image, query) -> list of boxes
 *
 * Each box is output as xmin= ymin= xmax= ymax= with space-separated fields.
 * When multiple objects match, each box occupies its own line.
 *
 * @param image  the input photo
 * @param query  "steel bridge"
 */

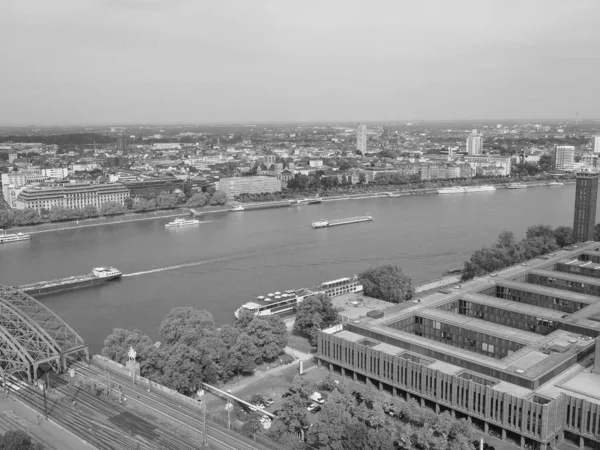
xmin=0 ymin=284 xmax=88 ymax=384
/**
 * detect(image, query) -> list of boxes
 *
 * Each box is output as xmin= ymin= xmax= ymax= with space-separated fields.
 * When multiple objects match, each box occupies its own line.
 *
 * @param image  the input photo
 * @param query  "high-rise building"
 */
xmin=594 ymin=135 xmax=600 ymax=154
xmin=466 ymin=129 xmax=483 ymax=156
xmin=117 ymin=134 xmax=128 ymax=155
xmin=356 ymin=124 xmax=367 ymax=155
xmin=555 ymin=145 xmax=575 ymax=171
xmin=573 ymin=172 xmax=599 ymax=242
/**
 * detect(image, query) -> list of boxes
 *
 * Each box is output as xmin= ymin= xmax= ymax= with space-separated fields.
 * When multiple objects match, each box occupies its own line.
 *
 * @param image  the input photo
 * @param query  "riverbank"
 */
xmin=7 ymin=179 xmax=572 ymax=234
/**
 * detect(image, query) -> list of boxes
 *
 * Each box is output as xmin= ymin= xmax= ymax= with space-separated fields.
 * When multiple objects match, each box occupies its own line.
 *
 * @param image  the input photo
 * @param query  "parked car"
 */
xmin=259 ymin=415 xmax=271 ymax=424
xmin=307 ymin=403 xmax=319 ymax=412
xmin=311 ymin=405 xmax=321 ymax=413
xmin=263 ymin=398 xmax=274 ymax=407
xmin=282 ymin=392 xmax=293 ymax=398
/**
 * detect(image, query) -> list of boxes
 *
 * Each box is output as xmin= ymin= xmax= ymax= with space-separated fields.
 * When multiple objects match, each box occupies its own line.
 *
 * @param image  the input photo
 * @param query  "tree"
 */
xmin=157 ymin=342 xmax=218 ymax=394
xmin=240 ymin=416 xmax=262 ymax=437
xmin=186 ymin=192 xmax=209 ymax=208
xmin=123 ymin=196 xmax=134 ymax=210
xmin=83 ymin=204 xmax=98 ymax=218
xmin=234 ymin=308 xmax=255 ymax=330
xmin=210 ymin=191 xmax=228 ymax=206
xmin=101 ymin=328 xmax=153 ymax=364
xmin=224 ymin=332 xmax=258 ymax=378
xmin=0 ymin=430 xmax=43 ymax=450
xmin=100 ymin=201 xmax=124 ymax=216
xmin=554 ymin=226 xmax=574 ymax=247
xmin=526 ymin=224 xmax=556 ymax=241
xmin=358 ymin=265 xmax=414 ymax=304
xmin=243 ymin=315 xmax=288 ymax=363
xmin=539 ymin=154 xmax=553 ymax=172
xmin=293 ymin=293 xmax=339 ymax=345
xmin=159 ymin=307 xmax=216 ymax=346
xmin=156 ymin=193 xmax=178 ymax=209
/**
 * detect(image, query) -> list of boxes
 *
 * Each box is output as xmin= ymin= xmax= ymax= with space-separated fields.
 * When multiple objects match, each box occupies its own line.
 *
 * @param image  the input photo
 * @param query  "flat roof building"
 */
xmin=316 ymin=243 xmax=600 ymax=449
xmin=218 ymin=176 xmax=281 ymax=198
xmin=16 ymin=183 xmax=129 ymax=212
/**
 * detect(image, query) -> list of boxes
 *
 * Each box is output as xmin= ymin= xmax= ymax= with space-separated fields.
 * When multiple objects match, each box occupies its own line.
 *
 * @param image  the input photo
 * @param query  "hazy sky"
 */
xmin=1 ymin=0 xmax=599 ymax=125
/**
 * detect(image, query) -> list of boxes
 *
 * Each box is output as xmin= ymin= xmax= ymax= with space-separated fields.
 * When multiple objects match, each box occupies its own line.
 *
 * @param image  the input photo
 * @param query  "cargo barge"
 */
xmin=312 ymin=215 xmax=374 ymax=229
xmin=17 ymin=267 xmax=122 ymax=297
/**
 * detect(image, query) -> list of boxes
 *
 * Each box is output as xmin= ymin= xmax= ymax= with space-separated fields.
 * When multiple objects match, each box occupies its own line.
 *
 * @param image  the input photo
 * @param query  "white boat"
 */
xmin=463 ymin=185 xmax=496 ymax=192
xmin=229 ymin=205 xmax=245 ymax=212
xmin=507 ymin=183 xmax=527 ymax=189
xmin=312 ymin=219 xmax=329 ymax=228
xmin=547 ymin=181 xmax=565 ymax=186
xmin=165 ymin=217 xmax=201 ymax=228
xmin=437 ymin=186 xmax=466 ymax=194
xmin=0 ymin=230 xmax=31 ymax=244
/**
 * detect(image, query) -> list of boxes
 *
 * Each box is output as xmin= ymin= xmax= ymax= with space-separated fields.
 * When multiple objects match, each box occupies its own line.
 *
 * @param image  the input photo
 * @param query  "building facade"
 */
xmin=594 ymin=136 xmax=600 ymax=154
xmin=16 ymin=183 xmax=129 ymax=212
xmin=466 ymin=129 xmax=483 ymax=156
xmin=217 ymin=176 xmax=282 ymax=197
xmin=573 ymin=172 xmax=599 ymax=242
xmin=555 ymin=146 xmax=575 ymax=171
xmin=356 ymin=124 xmax=367 ymax=155
xmin=464 ymin=156 xmax=512 ymax=176
xmin=316 ymin=243 xmax=600 ymax=450
xmin=117 ymin=134 xmax=128 ymax=155
xmin=42 ymin=168 xmax=69 ymax=179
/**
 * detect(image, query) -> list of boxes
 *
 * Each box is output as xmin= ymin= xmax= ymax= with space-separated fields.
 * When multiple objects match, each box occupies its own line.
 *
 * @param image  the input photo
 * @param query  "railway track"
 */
xmin=72 ymin=363 xmax=270 ymax=450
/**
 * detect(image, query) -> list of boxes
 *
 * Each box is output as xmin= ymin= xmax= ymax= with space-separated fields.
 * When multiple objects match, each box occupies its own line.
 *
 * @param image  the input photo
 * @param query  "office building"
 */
xmin=316 ymin=243 xmax=600 ymax=450
xmin=594 ymin=136 xmax=600 ymax=154
xmin=16 ymin=183 xmax=129 ymax=212
xmin=464 ymin=156 xmax=512 ymax=177
xmin=117 ymin=134 xmax=128 ymax=155
xmin=555 ymin=146 xmax=575 ymax=171
xmin=573 ymin=172 xmax=599 ymax=242
xmin=356 ymin=124 xmax=367 ymax=155
xmin=466 ymin=129 xmax=483 ymax=156
xmin=218 ymin=176 xmax=281 ymax=197
xmin=41 ymin=168 xmax=69 ymax=179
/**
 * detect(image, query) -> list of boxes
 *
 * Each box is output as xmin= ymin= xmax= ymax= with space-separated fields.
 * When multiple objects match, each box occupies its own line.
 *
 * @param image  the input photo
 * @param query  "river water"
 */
xmin=0 ymin=185 xmax=580 ymax=354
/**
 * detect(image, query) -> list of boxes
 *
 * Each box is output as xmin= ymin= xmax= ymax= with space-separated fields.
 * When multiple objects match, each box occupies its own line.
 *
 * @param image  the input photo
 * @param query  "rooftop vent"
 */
xmin=515 ymin=369 xmax=525 ymax=374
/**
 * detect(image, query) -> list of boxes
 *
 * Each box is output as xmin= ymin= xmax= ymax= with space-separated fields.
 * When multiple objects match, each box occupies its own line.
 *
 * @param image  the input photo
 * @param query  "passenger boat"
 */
xmin=229 ymin=205 xmax=245 ymax=212
xmin=234 ymin=276 xmax=363 ymax=318
xmin=547 ymin=181 xmax=565 ymax=186
xmin=507 ymin=183 xmax=527 ymax=189
xmin=0 ymin=230 xmax=31 ymax=244
xmin=165 ymin=218 xmax=201 ymax=228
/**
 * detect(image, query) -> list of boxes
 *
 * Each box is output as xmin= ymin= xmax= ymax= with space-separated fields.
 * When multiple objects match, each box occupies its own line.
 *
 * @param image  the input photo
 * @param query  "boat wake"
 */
xmin=123 ymin=252 xmax=255 ymax=277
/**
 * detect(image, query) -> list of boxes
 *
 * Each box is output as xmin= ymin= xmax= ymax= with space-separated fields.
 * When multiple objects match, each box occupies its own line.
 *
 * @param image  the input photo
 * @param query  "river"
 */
xmin=0 ymin=185 xmax=581 ymax=354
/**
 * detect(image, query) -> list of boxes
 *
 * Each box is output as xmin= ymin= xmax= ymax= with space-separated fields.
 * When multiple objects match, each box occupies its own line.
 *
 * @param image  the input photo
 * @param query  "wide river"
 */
xmin=0 ymin=185 xmax=581 ymax=354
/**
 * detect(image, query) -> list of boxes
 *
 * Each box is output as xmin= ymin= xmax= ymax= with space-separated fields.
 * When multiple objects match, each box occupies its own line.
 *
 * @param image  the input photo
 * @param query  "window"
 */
xmin=482 ymin=343 xmax=488 ymax=352
xmin=433 ymin=321 xmax=441 ymax=330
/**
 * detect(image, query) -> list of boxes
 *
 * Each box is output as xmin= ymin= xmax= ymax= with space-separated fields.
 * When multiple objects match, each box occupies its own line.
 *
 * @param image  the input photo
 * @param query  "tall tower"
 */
xmin=573 ymin=172 xmax=599 ymax=242
xmin=466 ymin=129 xmax=483 ymax=156
xmin=555 ymin=145 xmax=574 ymax=171
xmin=356 ymin=124 xmax=367 ymax=155
xmin=117 ymin=134 xmax=128 ymax=155
xmin=594 ymin=135 xmax=600 ymax=154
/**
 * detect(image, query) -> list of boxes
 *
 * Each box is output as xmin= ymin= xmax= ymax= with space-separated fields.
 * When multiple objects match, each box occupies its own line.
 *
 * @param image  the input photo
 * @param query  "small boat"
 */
xmin=0 ymin=230 xmax=31 ymax=244
xmin=507 ymin=183 xmax=527 ymax=189
xmin=268 ymin=293 xmax=274 ymax=297
xmin=165 ymin=218 xmax=201 ymax=228
xmin=275 ymin=296 xmax=281 ymax=300
xmin=229 ymin=205 xmax=245 ymax=212
xmin=312 ymin=219 xmax=329 ymax=229
xmin=274 ymin=291 xmax=281 ymax=295
xmin=547 ymin=181 xmax=565 ymax=186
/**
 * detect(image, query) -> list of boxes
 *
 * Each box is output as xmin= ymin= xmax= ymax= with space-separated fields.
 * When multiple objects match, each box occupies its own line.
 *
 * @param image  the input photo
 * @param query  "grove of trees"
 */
xmin=461 ymin=224 xmax=574 ymax=280
xmin=293 ymin=294 xmax=339 ymax=346
xmin=101 ymin=307 xmax=287 ymax=395
xmin=0 ymin=430 xmax=43 ymax=450
xmin=358 ymin=265 xmax=414 ymax=304
xmin=265 ymin=376 xmax=474 ymax=450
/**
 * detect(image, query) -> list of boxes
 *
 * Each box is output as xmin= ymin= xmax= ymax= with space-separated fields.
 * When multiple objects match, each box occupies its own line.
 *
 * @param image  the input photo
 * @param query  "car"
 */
xmin=282 ymin=392 xmax=293 ymax=398
xmin=263 ymin=398 xmax=274 ymax=407
xmin=259 ymin=415 xmax=272 ymax=424
xmin=254 ymin=403 xmax=265 ymax=410
xmin=311 ymin=405 xmax=321 ymax=413
xmin=306 ymin=403 xmax=319 ymax=412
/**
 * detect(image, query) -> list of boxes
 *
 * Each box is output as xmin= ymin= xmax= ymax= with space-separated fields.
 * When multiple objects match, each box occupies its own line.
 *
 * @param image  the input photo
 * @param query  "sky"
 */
xmin=1 ymin=0 xmax=599 ymax=125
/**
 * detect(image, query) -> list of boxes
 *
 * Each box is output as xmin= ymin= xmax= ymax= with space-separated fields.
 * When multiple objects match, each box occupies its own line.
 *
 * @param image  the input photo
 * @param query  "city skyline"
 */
xmin=2 ymin=0 xmax=600 ymax=126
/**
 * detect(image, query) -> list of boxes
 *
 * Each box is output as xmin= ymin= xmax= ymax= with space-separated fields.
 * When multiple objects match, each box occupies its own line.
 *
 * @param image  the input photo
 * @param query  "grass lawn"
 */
xmin=287 ymin=331 xmax=313 ymax=353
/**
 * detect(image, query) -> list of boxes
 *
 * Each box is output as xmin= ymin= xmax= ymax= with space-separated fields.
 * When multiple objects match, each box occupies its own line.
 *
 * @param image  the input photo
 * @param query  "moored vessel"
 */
xmin=229 ymin=204 xmax=245 ymax=212
xmin=507 ymin=183 xmax=528 ymax=189
xmin=165 ymin=217 xmax=201 ymax=228
xmin=547 ymin=181 xmax=565 ymax=186
xmin=0 ymin=230 xmax=31 ymax=244
xmin=235 ymin=276 xmax=363 ymax=318
xmin=18 ymin=267 xmax=122 ymax=296
xmin=437 ymin=186 xmax=466 ymax=194
xmin=311 ymin=215 xmax=373 ymax=229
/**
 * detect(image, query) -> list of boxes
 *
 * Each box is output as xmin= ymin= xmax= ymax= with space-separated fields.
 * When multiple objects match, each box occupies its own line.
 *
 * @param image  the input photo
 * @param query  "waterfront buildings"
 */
xmin=573 ymin=172 xmax=599 ymax=242
xmin=466 ymin=129 xmax=483 ymax=156
xmin=316 ymin=243 xmax=600 ymax=450
xmin=16 ymin=183 xmax=129 ymax=212
xmin=464 ymin=156 xmax=512 ymax=177
xmin=217 ymin=176 xmax=282 ymax=197
xmin=555 ymin=146 xmax=575 ymax=172
xmin=356 ymin=124 xmax=367 ymax=155
xmin=117 ymin=134 xmax=128 ymax=155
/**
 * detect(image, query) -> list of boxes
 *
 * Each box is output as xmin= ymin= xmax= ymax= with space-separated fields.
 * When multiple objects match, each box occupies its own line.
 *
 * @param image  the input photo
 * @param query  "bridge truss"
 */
xmin=0 ymin=285 xmax=88 ymax=384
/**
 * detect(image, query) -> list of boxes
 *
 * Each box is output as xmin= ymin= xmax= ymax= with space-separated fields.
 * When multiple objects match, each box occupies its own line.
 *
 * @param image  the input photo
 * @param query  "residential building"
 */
xmin=8 ymin=153 xmax=17 ymax=163
xmin=316 ymin=243 xmax=600 ymax=450
xmin=573 ymin=172 xmax=599 ymax=242
xmin=309 ymin=160 xmax=323 ymax=168
xmin=464 ymin=156 xmax=511 ymax=176
xmin=217 ymin=176 xmax=281 ymax=197
xmin=356 ymin=124 xmax=367 ymax=155
xmin=1 ymin=172 xmax=47 ymax=205
xmin=594 ymin=136 xmax=600 ymax=154
xmin=555 ymin=146 xmax=575 ymax=171
xmin=466 ymin=129 xmax=483 ymax=156
xmin=42 ymin=168 xmax=69 ymax=179
xmin=16 ymin=183 xmax=129 ymax=212
xmin=117 ymin=134 xmax=128 ymax=155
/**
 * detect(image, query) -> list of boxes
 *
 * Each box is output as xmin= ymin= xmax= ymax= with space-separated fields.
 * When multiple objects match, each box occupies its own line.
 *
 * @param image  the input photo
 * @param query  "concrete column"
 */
xmin=341 ymin=368 xmax=345 ymax=377
xmin=451 ymin=409 xmax=455 ymax=418
xmin=435 ymin=404 xmax=440 ymax=414
xmin=520 ymin=436 xmax=525 ymax=448
xmin=329 ymin=363 xmax=333 ymax=372
xmin=501 ymin=429 xmax=506 ymax=441
xmin=317 ymin=359 xmax=321 ymax=367
xmin=392 ymin=387 xmax=397 ymax=397
xmin=558 ymin=431 xmax=564 ymax=443
xmin=407 ymin=392 xmax=411 ymax=402
xmin=540 ymin=443 xmax=547 ymax=450
xmin=353 ymin=372 xmax=357 ymax=382
xmin=378 ymin=382 xmax=383 ymax=391
xmin=420 ymin=397 xmax=425 ymax=407
xmin=484 ymin=422 xmax=489 ymax=433
xmin=579 ymin=436 xmax=584 ymax=449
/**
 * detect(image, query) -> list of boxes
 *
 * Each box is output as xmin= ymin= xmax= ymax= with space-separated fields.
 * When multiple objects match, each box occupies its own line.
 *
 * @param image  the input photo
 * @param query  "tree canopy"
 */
xmin=358 ymin=265 xmax=414 ymax=304
xmin=0 ymin=430 xmax=43 ymax=450
xmin=293 ymin=294 xmax=339 ymax=345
